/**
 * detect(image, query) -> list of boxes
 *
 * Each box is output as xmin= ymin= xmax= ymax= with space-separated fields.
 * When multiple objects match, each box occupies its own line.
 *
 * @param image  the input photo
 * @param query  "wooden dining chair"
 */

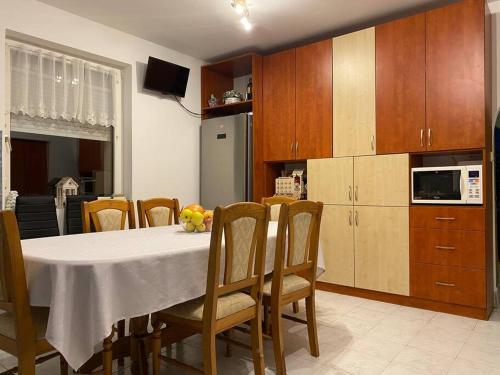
xmin=151 ymin=202 xmax=270 ymax=375
xmin=0 ymin=210 xmax=116 ymax=375
xmin=261 ymin=195 xmax=300 ymax=314
xmin=137 ymin=198 xmax=180 ymax=228
xmin=263 ymin=201 xmax=323 ymax=375
xmin=261 ymin=196 xmax=296 ymax=222
xmin=81 ymin=199 xmax=135 ymax=350
xmin=82 ymin=199 xmax=136 ymax=233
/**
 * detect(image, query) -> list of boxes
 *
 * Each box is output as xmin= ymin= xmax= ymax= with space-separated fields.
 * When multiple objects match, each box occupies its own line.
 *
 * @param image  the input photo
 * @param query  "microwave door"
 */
xmin=412 ymin=169 xmax=463 ymax=204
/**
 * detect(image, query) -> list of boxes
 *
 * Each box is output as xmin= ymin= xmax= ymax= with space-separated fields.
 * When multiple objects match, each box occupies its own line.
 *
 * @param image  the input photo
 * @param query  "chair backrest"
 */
xmin=203 ymin=202 xmax=270 ymax=323
xmin=137 ymin=198 xmax=180 ymax=228
xmin=15 ymin=196 xmax=59 ymax=239
xmin=261 ymin=196 xmax=296 ymax=221
xmin=272 ymin=201 xmax=323 ymax=296
xmin=0 ymin=211 xmax=37 ymax=343
xmin=66 ymin=195 xmax=98 ymax=235
xmin=82 ymin=199 xmax=136 ymax=233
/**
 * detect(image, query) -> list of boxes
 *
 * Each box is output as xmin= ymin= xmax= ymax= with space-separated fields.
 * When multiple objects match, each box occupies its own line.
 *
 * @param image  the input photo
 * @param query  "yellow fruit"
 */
xmin=180 ymin=208 xmax=193 ymax=223
xmin=191 ymin=211 xmax=204 ymax=226
xmin=184 ymin=222 xmax=195 ymax=232
xmin=185 ymin=204 xmax=205 ymax=214
xmin=196 ymin=223 xmax=206 ymax=232
xmin=203 ymin=210 xmax=214 ymax=219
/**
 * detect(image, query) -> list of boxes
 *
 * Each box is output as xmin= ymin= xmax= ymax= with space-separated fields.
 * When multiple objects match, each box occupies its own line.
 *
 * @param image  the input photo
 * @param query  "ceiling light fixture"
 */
xmin=231 ymin=0 xmax=252 ymax=32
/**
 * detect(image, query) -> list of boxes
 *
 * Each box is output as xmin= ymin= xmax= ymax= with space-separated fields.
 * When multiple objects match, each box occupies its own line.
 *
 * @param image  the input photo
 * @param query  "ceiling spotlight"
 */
xmin=231 ymin=0 xmax=248 ymax=16
xmin=240 ymin=16 xmax=253 ymax=31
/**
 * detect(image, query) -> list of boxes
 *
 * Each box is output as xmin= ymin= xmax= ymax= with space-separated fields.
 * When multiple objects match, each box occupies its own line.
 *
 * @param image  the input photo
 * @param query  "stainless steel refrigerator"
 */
xmin=200 ymin=113 xmax=252 ymax=209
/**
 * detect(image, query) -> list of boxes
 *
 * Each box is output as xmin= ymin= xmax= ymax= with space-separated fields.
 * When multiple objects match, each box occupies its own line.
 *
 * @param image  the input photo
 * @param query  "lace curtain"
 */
xmin=9 ymin=44 xmax=118 ymax=127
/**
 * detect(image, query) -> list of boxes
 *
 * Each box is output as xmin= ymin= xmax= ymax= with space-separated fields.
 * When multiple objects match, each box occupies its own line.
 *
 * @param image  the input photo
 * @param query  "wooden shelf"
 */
xmin=202 ymin=100 xmax=252 ymax=117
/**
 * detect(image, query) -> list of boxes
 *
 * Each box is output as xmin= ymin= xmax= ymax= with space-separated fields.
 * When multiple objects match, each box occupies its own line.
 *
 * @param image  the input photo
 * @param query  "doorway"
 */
xmin=11 ymin=138 xmax=48 ymax=195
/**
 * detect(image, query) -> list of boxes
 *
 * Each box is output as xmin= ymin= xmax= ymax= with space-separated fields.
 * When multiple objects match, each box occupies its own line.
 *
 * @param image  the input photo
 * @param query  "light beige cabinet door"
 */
xmin=353 ymin=154 xmax=409 ymax=206
xmin=354 ymin=206 xmax=409 ymax=295
xmin=318 ymin=205 xmax=355 ymax=286
xmin=307 ymin=157 xmax=354 ymax=205
xmin=333 ymin=28 xmax=376 ymax=157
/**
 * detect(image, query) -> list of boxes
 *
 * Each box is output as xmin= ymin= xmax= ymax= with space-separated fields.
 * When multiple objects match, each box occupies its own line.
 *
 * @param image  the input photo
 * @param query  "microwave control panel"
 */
xmin=466 ymin=168 xmax=483 ymax=204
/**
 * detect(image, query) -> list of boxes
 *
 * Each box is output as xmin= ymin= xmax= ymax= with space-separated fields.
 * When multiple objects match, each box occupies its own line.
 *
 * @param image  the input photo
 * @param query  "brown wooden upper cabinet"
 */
xmin=263 ymin=49 xmax=296 ymax=161
xmin=263 ymin=40 xmax=332 ymax=161
xmin=425 ymin=0 xmax=485 ymax=151
xmin=295 ymin=40 xmax=333 ymax=159
xmin=376 ymin=14 xmax=426 ymax=154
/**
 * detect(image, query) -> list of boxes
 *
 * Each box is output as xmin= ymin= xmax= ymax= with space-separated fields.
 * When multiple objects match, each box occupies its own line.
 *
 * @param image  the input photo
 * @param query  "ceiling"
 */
xmin=39 ymin=0 xmax=458 ymax=61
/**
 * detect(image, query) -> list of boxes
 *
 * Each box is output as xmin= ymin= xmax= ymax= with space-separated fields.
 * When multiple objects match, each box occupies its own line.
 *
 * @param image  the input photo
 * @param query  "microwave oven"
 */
xmin=411 ymin=165 xmax=482 ymax=205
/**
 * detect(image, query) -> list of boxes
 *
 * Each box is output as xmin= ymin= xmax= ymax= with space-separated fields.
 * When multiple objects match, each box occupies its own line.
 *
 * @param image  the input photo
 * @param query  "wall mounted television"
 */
xmin=143 ymin=56 xmax=190 ymax=98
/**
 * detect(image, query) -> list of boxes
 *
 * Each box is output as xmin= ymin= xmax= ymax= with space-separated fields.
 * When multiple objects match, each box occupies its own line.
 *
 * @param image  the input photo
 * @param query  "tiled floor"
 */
xmin=2 ymin=291 xmax=499 ymax=374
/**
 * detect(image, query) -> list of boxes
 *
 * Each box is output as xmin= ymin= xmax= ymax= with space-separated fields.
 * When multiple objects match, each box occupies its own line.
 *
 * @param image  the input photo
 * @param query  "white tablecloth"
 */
xmin=22 ymin=222 xmax=325 ymax=369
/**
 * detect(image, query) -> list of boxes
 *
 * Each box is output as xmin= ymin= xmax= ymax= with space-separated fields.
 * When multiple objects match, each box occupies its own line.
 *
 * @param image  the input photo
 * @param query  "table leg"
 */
xmin=129 ymin=315 xmax=150 ymax=375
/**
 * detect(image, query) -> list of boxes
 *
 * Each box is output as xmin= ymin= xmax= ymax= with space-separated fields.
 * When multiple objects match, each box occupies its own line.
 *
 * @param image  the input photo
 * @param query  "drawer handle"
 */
xmin=435 ymin=245 xmax=456 ymax=250
xmin=435 ymin=281 xmax=456 ymax=287
xmin=435 ymin=217 xmax=456 ymax=221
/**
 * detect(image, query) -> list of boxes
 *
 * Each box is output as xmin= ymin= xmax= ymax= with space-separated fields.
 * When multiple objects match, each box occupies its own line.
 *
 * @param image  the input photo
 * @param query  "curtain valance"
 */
xmin=9 ymin=44 xmax=119 ymax=127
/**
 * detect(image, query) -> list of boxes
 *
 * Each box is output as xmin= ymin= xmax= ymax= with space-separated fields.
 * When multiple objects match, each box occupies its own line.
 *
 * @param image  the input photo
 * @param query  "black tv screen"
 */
xmin=143 ymin=56 xmax=190 ymax=97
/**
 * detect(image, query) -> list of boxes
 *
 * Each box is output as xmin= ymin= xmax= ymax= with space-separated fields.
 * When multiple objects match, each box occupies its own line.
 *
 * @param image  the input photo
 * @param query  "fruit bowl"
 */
xmin=179 ymin=204 xmax=213 ymax=233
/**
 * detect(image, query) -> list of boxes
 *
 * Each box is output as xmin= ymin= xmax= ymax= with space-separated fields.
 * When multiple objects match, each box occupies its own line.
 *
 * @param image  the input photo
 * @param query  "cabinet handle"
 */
xmin=371 ymin=135 xmax=375 ymax=151
xmin=435 ymin=217 xmax=456 ymax=221
xmin=355 ymin=186 xmax=358 ymax=202
xmin=349 ymin=185 xmax=352 ymax=201
xmin=428 ymin=128 xmax=432 ymax=147
xmin=355 ymin=211 xmax=359 ymax=226
xmin=435 ymin=245 xmax=456 ymax=250
xmin=296 ymin=141 xmax=299 ymax=154
xmin=290 ymin=142 xmax=294 ymax=153
xmin=420 ymin=129 xmax=424 ymax=147
xmin=435 ymin=281 xmax=456 ymax=288
xmin=348 ymin=210 xmax=352 ymax=226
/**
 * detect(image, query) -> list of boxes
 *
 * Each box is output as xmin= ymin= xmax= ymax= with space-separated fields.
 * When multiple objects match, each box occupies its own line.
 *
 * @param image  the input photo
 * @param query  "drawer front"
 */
xmin=410 ymin=228 xmax=485 ymax=269
xmin=410 ymin=263 xmax=485 ymax=308
xmin=410 ymin=206 xmax=485 ymax=231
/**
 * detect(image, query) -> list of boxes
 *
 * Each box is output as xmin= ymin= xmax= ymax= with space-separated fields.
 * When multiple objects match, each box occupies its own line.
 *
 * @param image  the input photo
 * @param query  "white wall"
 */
xmin=0 ymin=0 xmax=203 ymax=205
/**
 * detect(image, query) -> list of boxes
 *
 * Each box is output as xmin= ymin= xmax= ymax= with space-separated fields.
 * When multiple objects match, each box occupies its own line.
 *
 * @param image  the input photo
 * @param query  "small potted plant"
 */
xmin=222 ymin=90 xmax=243 ymax=105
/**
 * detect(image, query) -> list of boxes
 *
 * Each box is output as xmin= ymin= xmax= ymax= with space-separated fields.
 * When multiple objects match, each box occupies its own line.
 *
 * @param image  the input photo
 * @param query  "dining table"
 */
xmin=21 ymin=222 xmax=325 ymax=372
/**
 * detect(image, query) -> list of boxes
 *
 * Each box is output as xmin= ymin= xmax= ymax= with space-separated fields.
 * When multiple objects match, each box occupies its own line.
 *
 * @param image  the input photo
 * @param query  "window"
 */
xmin=4 ymin=41 xmax=122 ymax=200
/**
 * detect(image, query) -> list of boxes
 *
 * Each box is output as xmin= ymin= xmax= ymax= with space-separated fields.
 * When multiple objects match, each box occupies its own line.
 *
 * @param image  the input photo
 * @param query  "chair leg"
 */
xmin=102 ymin=329 xmax=114 ymax=375
xmin=202 ymin=332 xmax=217 ymax=375
xmin=271 ymin=305 xmax=286 ymax=375
xmin=18 ymin=355 xmax=36 ymax=375
xmin=224 ymin=330 xmax=233 ymax=358
xmin=305 ymin=295 xmax=319 ymax=357
xmin=292 ymin=302 xmax=300 ymax=314
xmin=263 ymin=302 xmax=271 ymax=335
xmin=250 ymin=313 xmax=265 ymax=375
xmin=117 ymin=319 xmax=125 ymax=367
xmin=152 ymin=321 xmax=162 ymax=375
xmin=59 ymin=355 xmax=69 ymax=375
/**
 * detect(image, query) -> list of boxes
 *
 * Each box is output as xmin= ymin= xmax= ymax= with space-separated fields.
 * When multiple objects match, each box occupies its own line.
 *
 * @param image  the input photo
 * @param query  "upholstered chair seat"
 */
xmin=163 ymin=292 xmax=255 ymax=321
xmin=263 ymin=274 xmax=310 ymax=296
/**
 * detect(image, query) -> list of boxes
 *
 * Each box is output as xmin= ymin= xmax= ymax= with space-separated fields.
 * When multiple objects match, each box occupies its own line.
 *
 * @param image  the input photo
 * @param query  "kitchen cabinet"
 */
xmin=308 ymin=154 xmax=409 ymax=295
xmin=307 ymin=157 xmax=353 ymax=205
xmin=375 ymin=14 xmax=426 ymax=154
xmin=318 ymin=206 xmax=355 ymax=286
xmin=333 ymin=28 xmax=376 ymax=157
xmin=409 ymin=205 xmax=487 ymax=308
xmin=263 ymin=40 xmax=332 ymax=162
xmin=295 ymin=39 xmax=332 ymax=159
xmin=353 ymin=154 xmax=409 ymax=206
xmin=354 ymin=206 xmax=409 ymax=295
xmin=425 ymin=0 xmax=485 ymax=151
xmin=263 ymin=49 xmax=296 ymax=161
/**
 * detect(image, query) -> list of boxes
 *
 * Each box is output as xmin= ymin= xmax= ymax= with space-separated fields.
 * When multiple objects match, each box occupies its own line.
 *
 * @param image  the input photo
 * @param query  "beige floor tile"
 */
xmin=390 ymin=306 xmax=437 ymax=322
xmin=390 ymin=347 xmax=454 ymax=375
xmin=344 ymin=307 xmax=389 ymax=325
xmin=328 ymin=348 xmax=390 ymax=375
xmin=357 ymin=300 xmax=400 ymax=314
xmin=428 ymin=312 xmax=478 ymax=331
xmin=347 ymin=336 xmax=405 ymax=362
xmin=457 ymin=340 xmax=500 ymax=368
xmin=365 ymin=316 xmax=427 ymax=345
xmin=447 ymin=358 xmax=498 ymax=375
xmin=407 ymin=329 xmax=465 ymax=358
